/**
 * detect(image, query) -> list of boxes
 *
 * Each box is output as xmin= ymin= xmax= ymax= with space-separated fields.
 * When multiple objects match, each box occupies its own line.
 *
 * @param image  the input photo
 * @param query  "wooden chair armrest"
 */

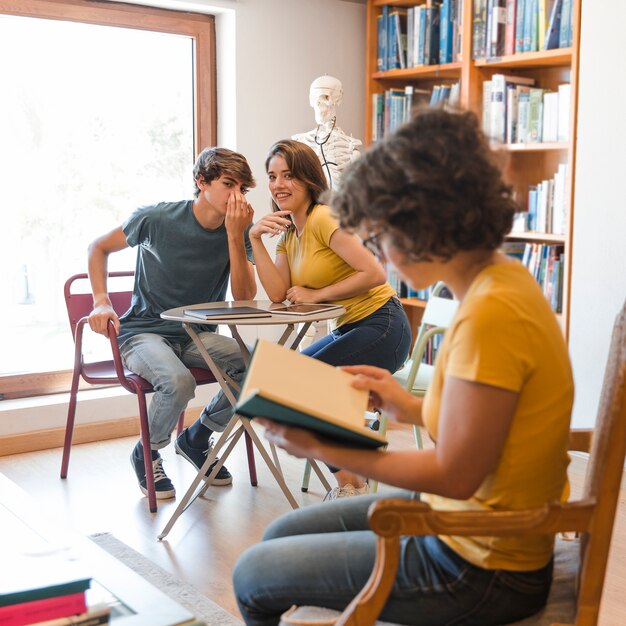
xmin=367 ymin=498 xmax=595 ymax=537
xmin=568 ymin=429 xmax=593 ymax=453
xmin=335 ymin=498 xmax=594 ymax=626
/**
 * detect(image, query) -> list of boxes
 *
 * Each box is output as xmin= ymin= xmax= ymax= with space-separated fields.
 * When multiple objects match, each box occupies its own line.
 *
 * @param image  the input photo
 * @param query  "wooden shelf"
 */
xmin=497 ymin=142 xmax=569 ymax=152
xmin=373 ymin=0 xmax=426 ymax=6
xmin=399 ymin=298 xmax=427 ymax=310
xmin=474 ymin=48 xmax=573 ymax=69
xmin=373 ymin=62 xmax=462 ymax=82
xmin=506 ymin=232 xmax=566 ymax=243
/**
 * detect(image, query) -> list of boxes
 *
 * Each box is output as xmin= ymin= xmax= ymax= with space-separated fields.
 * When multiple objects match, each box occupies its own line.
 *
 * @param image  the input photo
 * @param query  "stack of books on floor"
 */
xmin=0 ymin=555 xmax=110 ymax=626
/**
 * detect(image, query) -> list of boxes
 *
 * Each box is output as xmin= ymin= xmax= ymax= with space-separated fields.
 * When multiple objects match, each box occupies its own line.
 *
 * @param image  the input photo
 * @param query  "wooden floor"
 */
xmin=0 ymin=424 xmax=624 ymax=625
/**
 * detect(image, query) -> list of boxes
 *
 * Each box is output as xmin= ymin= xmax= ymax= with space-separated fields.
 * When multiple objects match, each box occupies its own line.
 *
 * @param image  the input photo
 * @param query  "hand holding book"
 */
xmin=342 ymin=364 xmax=424 ymax=427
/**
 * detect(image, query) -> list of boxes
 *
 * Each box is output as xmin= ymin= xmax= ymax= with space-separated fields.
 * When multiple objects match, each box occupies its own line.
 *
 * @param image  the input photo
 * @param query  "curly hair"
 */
xmin=332 ymin=108 xmax=517 ymax=261
xmin=265 ymin=139 xmax=329 ymax=214
xmin=193 ymin=147 xmax=256 ymax=198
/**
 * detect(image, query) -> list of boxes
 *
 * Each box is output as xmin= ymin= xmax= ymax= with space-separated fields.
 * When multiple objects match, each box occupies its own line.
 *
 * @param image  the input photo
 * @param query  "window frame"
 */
xmin=0 ymin=0 xmax=216 ymax=400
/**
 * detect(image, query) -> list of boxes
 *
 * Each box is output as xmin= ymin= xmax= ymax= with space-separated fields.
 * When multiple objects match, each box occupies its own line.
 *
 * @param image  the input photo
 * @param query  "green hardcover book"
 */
xmin=235 ymin=340 xmax=386 ymax=449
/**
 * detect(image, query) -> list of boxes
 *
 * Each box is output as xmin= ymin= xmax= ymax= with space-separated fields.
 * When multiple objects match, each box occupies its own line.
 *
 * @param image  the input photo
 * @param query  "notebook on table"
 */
xmin=183 ymin=306 xmax=272 ymax=320
xmin=268 ymin=303 xmax=343 ymax=317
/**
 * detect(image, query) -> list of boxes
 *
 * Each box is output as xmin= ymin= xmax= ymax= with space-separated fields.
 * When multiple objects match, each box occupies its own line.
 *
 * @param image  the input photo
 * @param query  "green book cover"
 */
xmin=0 ymin=554 xmax=91 ymax=607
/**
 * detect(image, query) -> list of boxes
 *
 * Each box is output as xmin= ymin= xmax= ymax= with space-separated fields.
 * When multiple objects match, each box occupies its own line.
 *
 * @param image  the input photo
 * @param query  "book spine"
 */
xmin=557 ymin=83 xmax=571 ymax=141
xmin=559 ymin=0 xmax=572 ymax=48
xmin=417 ymin=7 xmax=427 ymax=65
xmin=439 ymin=0 xmax=453 ymax=63
xmin=381 ymin=5 xmax=389 ymax=71
xmin=377 ymin=14 xmax=385 ymax=71
xmin=472 ymin=0 xmax=487 ymax=59
xmin=544 ymin=0 xmax=563 ymax=49
xmin=489 ymin=74 xmax=506 ymax=143
xmin=489 ymin=0 xmax=507 ymax=57
xmin=0 ymin=593 xmax=87 ymax=626
xmin=515 ymin=0 xmax=526 ymax=52
xmin=504 ymin=0 xmax=517 ymax=55
xmin=522 ymin=0 xmax=534 ymax=51
xmin=527 ymin=87 xmax=544 ymax=142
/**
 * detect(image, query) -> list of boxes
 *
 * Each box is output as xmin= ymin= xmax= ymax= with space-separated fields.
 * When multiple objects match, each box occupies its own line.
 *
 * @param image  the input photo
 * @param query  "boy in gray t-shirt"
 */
xmin=87 ymin=148 xmax=257 ymax=500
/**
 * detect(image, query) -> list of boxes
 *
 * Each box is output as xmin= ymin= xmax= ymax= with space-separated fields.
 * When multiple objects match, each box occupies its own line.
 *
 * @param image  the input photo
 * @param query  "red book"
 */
xmin=0 ymin=592 xmax=87 ymax=626
xmin=504 ymin=0 xmax=517 ymax=55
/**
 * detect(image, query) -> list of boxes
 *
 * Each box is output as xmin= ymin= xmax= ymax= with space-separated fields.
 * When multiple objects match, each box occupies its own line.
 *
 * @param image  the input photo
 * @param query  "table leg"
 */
xmin=158 ymin=416 xmax=242 ymax=540
xmin=239 ymin=418 xmax=298 ymax=510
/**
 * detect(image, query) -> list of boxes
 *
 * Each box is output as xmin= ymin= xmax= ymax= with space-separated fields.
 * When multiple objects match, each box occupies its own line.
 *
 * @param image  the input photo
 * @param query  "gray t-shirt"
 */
xmin=118 ymin=199 xmax=254 ymax=345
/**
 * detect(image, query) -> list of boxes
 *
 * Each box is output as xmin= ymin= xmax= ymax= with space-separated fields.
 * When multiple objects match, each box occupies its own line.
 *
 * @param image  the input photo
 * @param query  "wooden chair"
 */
xmin=280 ymin=298 xmax=626 ymax=626
xmin=60 ymin=272 xmax=257 ymax=513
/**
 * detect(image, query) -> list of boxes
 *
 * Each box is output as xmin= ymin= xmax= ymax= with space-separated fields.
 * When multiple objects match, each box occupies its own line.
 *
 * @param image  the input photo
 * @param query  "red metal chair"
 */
xmin=60 ymin=272 xmax=257 ymax=512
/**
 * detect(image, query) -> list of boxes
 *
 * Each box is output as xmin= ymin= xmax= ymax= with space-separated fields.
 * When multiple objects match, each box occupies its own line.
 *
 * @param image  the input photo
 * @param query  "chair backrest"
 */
xmin=576 ymin=298 xmax=626 ymax=624
xmin=419 ymin=282 xmax=459 ymax=329
xmin=403 ymin=283 xmax=459 ymax=390
xmin=64 ymin=272 xmax=134 ymax=338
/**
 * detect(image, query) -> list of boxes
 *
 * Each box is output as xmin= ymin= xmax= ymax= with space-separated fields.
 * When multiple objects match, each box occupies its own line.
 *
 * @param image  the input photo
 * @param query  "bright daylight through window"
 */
xmin=0 ymin=9 xmax=203 ymax=397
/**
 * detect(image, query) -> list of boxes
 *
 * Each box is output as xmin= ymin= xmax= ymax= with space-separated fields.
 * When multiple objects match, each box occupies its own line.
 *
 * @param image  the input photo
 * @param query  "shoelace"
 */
xmin=151 ymin=457 xmax=168 ymax=482
xmin=201 ymin=437 xmax=218 ymax=460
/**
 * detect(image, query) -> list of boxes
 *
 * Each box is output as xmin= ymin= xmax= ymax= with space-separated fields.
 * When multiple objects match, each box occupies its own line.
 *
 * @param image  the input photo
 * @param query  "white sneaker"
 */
xmin=323 ymin=483 xmax=370 ymax=501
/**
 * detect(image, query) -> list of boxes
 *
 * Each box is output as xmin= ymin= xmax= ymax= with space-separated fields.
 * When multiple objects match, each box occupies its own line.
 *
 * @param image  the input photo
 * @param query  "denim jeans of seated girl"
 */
xmin=233 ymin=491 xmax=553 ymax=626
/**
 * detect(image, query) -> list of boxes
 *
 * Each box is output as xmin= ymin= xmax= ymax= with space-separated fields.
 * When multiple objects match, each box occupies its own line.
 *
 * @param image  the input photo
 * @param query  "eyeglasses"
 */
xmin=362 ymin=231 xmax=386 ymax=261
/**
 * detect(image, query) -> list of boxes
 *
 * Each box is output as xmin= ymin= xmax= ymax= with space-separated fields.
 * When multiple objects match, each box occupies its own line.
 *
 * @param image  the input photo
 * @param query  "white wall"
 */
xmin=568 ymin=0 xmax=626 ymax=428
xmin=0 ymin=0 xmax=366 ymax=436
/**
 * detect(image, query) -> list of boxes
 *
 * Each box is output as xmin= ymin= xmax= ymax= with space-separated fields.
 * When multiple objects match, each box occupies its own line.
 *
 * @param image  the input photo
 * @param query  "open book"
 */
xmin=235 ymin=340 xmax=386 ymax=449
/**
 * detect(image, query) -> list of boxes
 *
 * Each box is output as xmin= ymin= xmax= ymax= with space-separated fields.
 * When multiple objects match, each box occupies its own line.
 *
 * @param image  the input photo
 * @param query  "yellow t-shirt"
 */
xmin=275 ymin=204 xmax=395 ymax=328
xmin=422 ymin=262 xmax=574 ymax=571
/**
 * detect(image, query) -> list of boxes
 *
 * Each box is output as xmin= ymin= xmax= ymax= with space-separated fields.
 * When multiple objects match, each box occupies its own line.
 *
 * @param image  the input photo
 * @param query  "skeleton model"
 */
xmin=292 ymin=75 xmax=362 ymax=189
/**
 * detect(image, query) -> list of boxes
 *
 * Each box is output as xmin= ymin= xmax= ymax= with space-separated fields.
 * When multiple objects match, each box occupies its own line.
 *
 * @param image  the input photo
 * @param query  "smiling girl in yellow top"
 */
xmin=249 ymin=139 xmax=411 ymax=499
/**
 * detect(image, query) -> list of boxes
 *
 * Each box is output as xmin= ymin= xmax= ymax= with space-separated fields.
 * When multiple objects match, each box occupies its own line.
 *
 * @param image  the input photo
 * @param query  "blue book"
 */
xmin=530 ymin=0 xmax=539 ymax=51
xmin=439 ymin=0 xmax=453 ymax=63
xmin=417 ymin=6 xmax=427 ymax=65
xmin=515 ymin=0 xmax=526 ymax=52
xmin=522 ymin=0 xmax=534 ymax=51
xmin=544 ymin=0 xmax=563 ymax=49
xmin=381 ymin=5 xmax=389 ymax=71
xmin=559 ymin=0 xmax=572 ymax=48
xmin=388 ymin=9 xmax=399 ymax=69
xmin=377 ymin=15 xmax=385 ymax=71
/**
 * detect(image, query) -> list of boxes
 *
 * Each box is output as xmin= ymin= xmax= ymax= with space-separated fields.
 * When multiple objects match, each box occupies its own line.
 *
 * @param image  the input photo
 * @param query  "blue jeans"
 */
xmin=301 ymin=297 xmax=411 ymax=373
xmin=119 ymin=331 xmax=244 ymax=449
xmin=233 ymin=492 xmax=553 ymax=626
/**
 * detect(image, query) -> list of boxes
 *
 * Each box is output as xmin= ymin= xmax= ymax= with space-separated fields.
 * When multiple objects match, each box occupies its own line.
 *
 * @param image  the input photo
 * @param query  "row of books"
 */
xmin=472 ymin=0 xmax=574 ymax=59
xmin=511 ymin=162 xmax=569 ymax=235
xmin=372 ymin=83 xmax=460 ymax=141
xmin=482 ymin=74 xmax=570 ymax=144
xmin=386 ymin=268 xmax=432 ymax=302
xmin=503 ymin=242 xmax=564 ymax=312
xmin=377 ymin=1 xmax=464 ymax=71
xmin=0 ymin=558 xmax=110 ymax=626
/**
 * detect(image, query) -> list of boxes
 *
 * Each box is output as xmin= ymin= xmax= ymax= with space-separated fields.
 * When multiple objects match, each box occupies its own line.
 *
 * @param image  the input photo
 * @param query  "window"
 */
xmin=0 ymin=0 xmax=216 ymax=399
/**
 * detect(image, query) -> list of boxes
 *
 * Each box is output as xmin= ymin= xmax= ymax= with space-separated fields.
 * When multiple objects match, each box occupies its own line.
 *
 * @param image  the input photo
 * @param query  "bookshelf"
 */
xmin=364 ymin=0 xmax=581 ymax=339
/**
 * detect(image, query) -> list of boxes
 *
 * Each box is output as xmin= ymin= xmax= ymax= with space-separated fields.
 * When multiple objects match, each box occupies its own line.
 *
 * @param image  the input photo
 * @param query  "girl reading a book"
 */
xmin=234 ymin=108 xmax=574 ymax=626
xmin=248 ymin=139 xmax=411 ymax=500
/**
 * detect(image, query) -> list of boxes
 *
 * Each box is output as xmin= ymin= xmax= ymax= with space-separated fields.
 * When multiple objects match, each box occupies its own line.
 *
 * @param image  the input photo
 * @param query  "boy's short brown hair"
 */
xmin=193 ymin=147 xmax=256 ymax=198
